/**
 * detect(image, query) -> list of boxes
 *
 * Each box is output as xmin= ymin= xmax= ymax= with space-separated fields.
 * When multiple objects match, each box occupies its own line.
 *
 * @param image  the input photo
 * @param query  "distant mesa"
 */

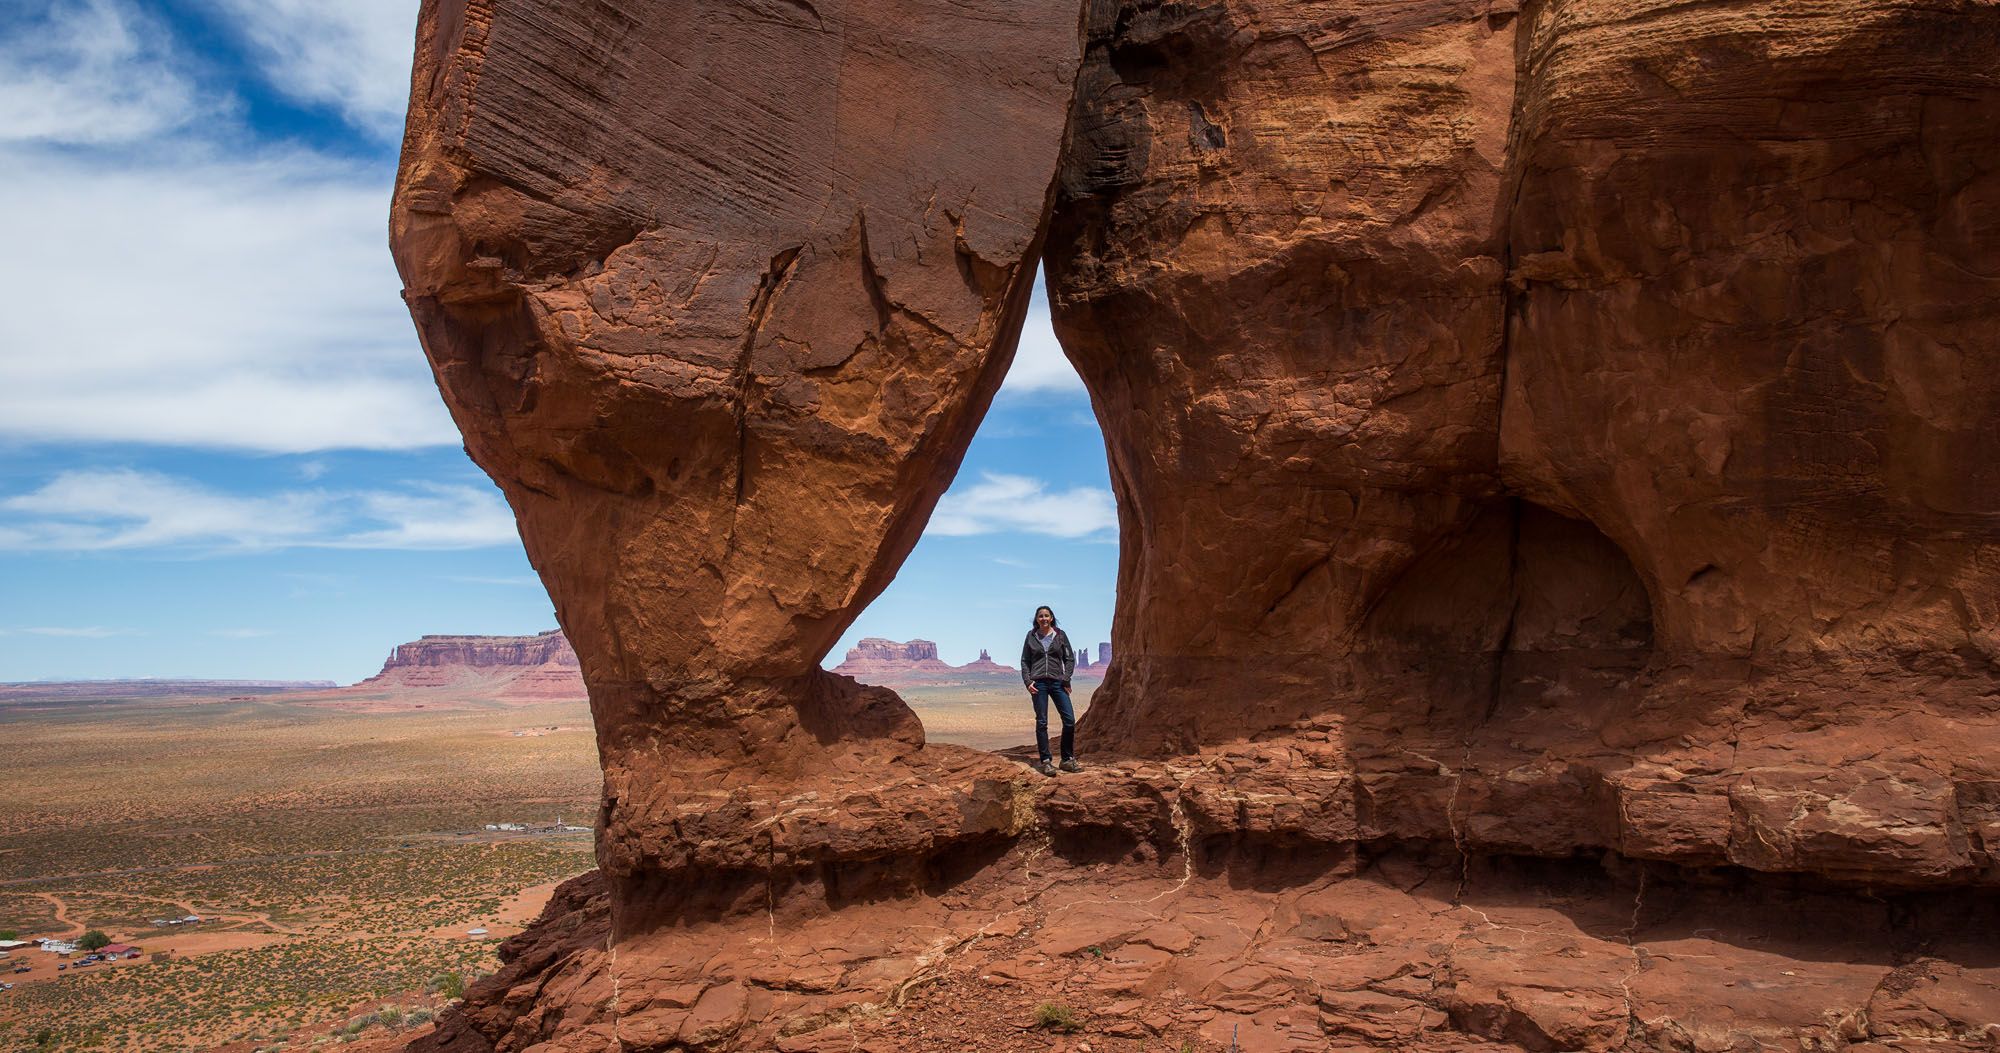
xmin=345 ymin=629 xmax=585 ymax=704
xmin=843 ymin=637 xmax=946 ymax=666
xmin=830 ymin=637 xmax=955 ymax=678
xmin=0 ymin=634 xmax=587 ymax=711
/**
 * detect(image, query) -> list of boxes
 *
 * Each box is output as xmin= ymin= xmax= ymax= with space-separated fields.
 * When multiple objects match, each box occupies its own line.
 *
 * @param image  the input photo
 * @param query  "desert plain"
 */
xmin=0 ymin=663 xmax=1072 ymax=1053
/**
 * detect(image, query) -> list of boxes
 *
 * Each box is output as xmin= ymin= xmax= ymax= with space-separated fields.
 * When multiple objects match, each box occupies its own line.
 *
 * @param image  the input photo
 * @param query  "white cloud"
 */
xmin=998 ymin=282 xmax=1088 ymax=396
xmin=0 ymin=0 xmax=218 ymax=146
xmin=3 ymin=469 xmax=323 ymax=549
xmin=0 ymin=143 xmax=457 ymax=452
xmin=0 ymin=468 xmax=519 ymax=552
xmin=21 ymin=626 xmax=141 ymax=638
xmin=0 ymin=2 xmax=452 ymax=455
xmin=334 ymin=485 xmax=521 ymax=549
xmin=927 ymin=472 xmax=1117 ymax=539
xmin=204 ymin=0 xmax=417 ymax=138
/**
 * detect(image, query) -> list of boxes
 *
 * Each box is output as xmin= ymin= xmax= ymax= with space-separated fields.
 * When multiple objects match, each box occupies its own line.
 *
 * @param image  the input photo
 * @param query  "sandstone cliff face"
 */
xmin=1049 ymin=0 xmax=1522 ymax=750
xmin=353 ymin=630 xmax=584 ymax=701
xmin=1499 ymin=0 xmax=2000 ymax=661
xmin=837 ymin=637 xmax=943 ymax=666
xmin=1042 ymin=0 xmax=2000 ymax=890
xmin=366 ymin=630 xmax=577 ymax=674
xmin=825 ymin=637 xmax=953 ymax=680
xmin=391 ymin=0 xmax=1084 ymax=888
xmin=390 ymin=1 xmax=2000 ymax=1050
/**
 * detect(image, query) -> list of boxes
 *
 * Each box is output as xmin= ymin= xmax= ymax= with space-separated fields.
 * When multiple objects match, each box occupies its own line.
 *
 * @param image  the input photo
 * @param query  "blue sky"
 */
xmin=0 ymin=0 xmax=1117 ymax=682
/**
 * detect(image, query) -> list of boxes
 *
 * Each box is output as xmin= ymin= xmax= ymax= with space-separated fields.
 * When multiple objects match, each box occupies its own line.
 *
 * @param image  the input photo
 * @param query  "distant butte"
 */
xmin=284 ymin=630 xmax=587 ymax=710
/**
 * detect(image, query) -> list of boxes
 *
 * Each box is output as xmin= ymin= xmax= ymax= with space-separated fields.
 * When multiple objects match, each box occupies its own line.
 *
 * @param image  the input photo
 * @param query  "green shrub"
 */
xmin=79 ymin=929 xmax=111 ymax=951
xmin=428 ymin=971 xmax=465 ymax=1000
xmin=1033 ymin=1002 xmax=1080 ymax=1033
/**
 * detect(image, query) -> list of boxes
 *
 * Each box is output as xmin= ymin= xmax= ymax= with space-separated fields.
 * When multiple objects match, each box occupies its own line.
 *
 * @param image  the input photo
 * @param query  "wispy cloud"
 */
xmin=21 ymin=626 xmax=142 ymax=638
xmin=0 ymin=1 xmax=453 ymax=454
xmin=927 ymin=473 xmax=1116 ymax=539
xmin=998 ymin=281 xmax=1088 ymax=397
xmin=203 ymin=0 xmax=417 ymax=138
xmin=333 ymin=486 xmax=521 ymax=549
xmin=0 ymin=0 xmax=219 ymax=146
xmin=0 ymin=468 xmax=518 ymax=552
xmin=0 ymin=144 xmax=455 ymax=452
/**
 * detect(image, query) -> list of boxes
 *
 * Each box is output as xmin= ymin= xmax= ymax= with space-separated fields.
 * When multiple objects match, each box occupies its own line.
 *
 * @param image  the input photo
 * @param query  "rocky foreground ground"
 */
xmin=396 ymin=677 xmax=2000 ymax=1052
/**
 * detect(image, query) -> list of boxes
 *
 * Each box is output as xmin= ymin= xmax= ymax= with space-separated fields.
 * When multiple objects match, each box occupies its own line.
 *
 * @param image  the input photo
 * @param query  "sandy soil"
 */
xmin=420 ymin=878 xmax=563 ymax=942
xmin=2 ymin=890 xmax=302 ymax=989
xmin=904 ymin=685 xmax=1095 ymax=754
xmin=2 ymin=931 xmax=291 ymax=988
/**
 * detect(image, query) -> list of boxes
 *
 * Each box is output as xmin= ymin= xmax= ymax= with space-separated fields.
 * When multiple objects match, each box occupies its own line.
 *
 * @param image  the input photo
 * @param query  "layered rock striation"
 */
xmin=826 ymin=637 xmax=953 ymax=679
xmin=365 ymin=630 xmax=577 ymax=676
xmin=389 ymin=0 xmax=2000 ymax=1049
xmin=393 ymin=0 xmax=1083 ymax=878
xmin=354 ymin=629 xmax=584 ymax=700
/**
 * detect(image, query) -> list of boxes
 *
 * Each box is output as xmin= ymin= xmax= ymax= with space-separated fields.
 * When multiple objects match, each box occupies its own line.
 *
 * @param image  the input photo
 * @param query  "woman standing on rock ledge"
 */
xmin=1021 ymin=605 xmax=1079 ymax=776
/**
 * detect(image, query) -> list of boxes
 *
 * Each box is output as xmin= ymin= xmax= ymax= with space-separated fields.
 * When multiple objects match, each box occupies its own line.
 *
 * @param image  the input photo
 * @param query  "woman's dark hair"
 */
xmin=1031 ymin=605 xmax=1058 ymax=629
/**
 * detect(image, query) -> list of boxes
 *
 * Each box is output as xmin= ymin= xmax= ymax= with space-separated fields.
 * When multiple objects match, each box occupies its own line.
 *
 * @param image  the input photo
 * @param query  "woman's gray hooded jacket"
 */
xmin=1020 ymin=628 xmax=1076 ymax=686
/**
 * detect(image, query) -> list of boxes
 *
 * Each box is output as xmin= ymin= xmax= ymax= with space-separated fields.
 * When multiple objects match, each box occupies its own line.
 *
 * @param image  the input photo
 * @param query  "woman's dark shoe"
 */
xmin=1060 ymin=759 xmax=1083 ymax=773
xmin=1035 ymin=760 xmax=1058 ymax=777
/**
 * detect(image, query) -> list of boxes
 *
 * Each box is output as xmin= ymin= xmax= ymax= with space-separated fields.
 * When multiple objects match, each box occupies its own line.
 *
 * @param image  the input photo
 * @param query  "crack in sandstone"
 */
xmin=608 ymin=936 xmax=627 ymax=1051
xmin=1445 ymin=745 xmax=1474 ymax=904
xmin=1616 ymin=867 xmax=1648 ymax=1044
xmin=765 ymin=841 xmax=778 ymax=941
xmin=1145 ymin=764 xmax=1202 ymax=905
xmin=731 ymin=243 xmax=804 ymax=514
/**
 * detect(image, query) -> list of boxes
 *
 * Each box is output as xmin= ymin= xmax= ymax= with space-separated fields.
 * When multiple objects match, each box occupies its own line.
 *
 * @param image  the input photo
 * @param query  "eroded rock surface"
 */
xmin=390 ymin=0 xmax=1083 ymax=895
xmin=1050 ymin=0 xmax=1523 ymax=753
xmin=1051 ymin=0 xmax=2000 ymax=757
xmin=389 ymin=0 xmax=2000 ymax=1049
xmin=409 ymin=763 xmax=2000 ymax=1053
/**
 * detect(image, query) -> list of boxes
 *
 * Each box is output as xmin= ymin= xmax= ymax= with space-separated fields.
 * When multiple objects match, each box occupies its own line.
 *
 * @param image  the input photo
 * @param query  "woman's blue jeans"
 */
xmin=1031 ymin=678 xmax=1075 ymax=763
